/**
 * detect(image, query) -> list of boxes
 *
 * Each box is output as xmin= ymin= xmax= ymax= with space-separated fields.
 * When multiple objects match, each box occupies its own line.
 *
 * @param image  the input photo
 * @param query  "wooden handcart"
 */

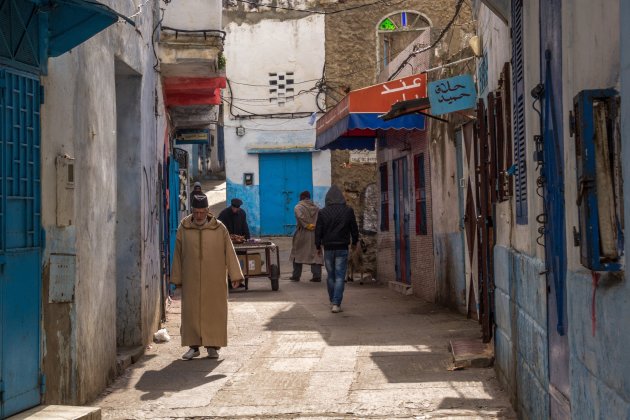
xmin=232 ymin=240 xmax=281 ymax=291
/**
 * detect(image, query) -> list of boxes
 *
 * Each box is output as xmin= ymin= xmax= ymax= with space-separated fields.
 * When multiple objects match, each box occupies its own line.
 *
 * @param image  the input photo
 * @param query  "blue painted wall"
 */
xmin=494 ymin=245 xmax=549 ymax=418
xmin=313 ymin=186 xmax=329 ymax=209
xmin=567 ymin=270 xmax=630 ymax=419
xmin=434 ymin=233 xmax=466 ymax=313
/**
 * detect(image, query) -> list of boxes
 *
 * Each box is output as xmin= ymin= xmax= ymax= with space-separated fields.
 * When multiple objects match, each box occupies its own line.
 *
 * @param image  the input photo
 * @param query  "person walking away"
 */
xmin=171 ymin=194 xmax=244 ymax=360
xmin=315 ymin=186 xmax=359 ymax=313
xmin=290 ymin=191 xmax=323 ymax=282
xmin=218 ymin=198 xmax=250 ymax=241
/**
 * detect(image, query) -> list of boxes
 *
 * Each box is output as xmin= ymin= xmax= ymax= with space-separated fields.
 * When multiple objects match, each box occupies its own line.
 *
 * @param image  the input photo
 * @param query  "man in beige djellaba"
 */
xmin=289 ymin=191 xmax=324 ymax=282
xmin=171 ymin=194 xmax=244 ymax=360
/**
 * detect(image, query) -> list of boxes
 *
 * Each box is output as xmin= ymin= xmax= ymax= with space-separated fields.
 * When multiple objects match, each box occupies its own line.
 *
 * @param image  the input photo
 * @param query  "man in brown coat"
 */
xmin=171 ymin=194 xmax=244 ymax=360
xmin=289 ymin=191 xmax=323 ymax=282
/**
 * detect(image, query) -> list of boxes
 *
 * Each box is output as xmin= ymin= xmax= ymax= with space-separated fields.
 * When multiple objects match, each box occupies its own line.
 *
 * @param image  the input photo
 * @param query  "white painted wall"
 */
xmin=163 ymin=0 xmax=222 ymax=30
xmin=224 ymin=15 xmax=325 ymax=115
xmin=474 ymin=4 xmax=542 ymax=256
xmin=223 ymin=13 xmax=330 ymax=232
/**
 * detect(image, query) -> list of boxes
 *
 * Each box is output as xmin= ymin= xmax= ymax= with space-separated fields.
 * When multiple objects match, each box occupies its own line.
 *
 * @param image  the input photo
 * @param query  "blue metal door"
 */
xmin=393 ymin=157 xmax=411 ymax=284
xmin=259 ymin=153 xmax=313 ymax=236
xmin=0 ymin=68 xmax=42 ymax=418
xmin=540 ymin=1 xmax=571 ymax=417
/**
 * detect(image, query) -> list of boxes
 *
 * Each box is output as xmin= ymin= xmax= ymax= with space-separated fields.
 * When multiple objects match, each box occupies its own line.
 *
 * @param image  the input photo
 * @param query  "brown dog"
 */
xmin=347 ymin=238 xmax=370 ymax=284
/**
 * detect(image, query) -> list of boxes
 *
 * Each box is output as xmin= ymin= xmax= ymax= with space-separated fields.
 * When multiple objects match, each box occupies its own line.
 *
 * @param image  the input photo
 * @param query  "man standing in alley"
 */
xmin=290 ymin=191 xmax=323 ymax=282
xmin=218 ymin=198 xmax=251 ymax=241
xmin=315 ymin=185 xmax=359 ymax=313
xmin=171 ymin=194 xmax=244 ymax=360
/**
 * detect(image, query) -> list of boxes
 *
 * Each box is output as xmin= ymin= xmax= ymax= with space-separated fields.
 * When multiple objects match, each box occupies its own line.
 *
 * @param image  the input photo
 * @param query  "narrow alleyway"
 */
xmin=94 ymin=217 xmax=515 ymax=419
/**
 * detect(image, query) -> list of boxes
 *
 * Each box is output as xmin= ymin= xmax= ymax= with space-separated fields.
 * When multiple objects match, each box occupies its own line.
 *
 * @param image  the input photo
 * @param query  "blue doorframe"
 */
xmin=540 ymin=0 xmax=570 ymax=416
xmin=0 ymin=68 xmax=42 ymax=418
xmin=393 ymin=157 xmax=411 ymax=284
xmin=259 ymin=153 xmax=313 ymax=236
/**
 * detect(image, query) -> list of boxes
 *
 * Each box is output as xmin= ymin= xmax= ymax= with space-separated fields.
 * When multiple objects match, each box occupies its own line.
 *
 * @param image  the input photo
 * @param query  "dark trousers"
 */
xmin=292 ymin=261 xmax=322 ymax=279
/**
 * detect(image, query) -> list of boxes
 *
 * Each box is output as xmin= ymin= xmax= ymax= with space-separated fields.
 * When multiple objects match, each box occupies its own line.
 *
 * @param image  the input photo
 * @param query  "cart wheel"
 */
xmin=270 ymin=264 xmax=280 ymax=291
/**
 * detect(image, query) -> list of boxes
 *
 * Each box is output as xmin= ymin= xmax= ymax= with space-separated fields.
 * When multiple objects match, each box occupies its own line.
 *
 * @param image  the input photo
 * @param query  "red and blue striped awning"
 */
xmin=315 ymin=73 xmax=427 ymax=150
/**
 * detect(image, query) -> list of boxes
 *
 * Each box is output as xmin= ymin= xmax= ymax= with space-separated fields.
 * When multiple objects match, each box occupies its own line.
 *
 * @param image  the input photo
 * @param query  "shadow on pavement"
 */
xmin=134 ymin=359 xmax=226 ymax=400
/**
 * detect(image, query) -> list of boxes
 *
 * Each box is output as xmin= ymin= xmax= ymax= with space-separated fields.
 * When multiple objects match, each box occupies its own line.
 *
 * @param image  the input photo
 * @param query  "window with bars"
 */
xmin=414 ymin=153 xmax=427 ymax=235
xmin=512 ymin=0 xmax=527 ymax=224
xmin=380 ymin=164 xmax=389 ymax=231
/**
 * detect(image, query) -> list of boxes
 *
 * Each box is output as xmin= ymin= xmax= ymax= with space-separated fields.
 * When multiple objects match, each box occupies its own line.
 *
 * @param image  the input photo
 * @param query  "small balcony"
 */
xmin=159 ymin=0 xmax=225 ymax=79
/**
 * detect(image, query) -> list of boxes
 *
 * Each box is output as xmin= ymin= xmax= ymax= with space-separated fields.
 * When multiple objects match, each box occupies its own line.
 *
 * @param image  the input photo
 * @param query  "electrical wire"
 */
xmin=228 ymin=78 xmax=322 ymax=87
xmin=151 ymin=8 xmax=164 ymax=72
xmin=388 ymin=0 xmax=465 ymax=81
xmin=223 ymin=98 xmax=316 ymax=119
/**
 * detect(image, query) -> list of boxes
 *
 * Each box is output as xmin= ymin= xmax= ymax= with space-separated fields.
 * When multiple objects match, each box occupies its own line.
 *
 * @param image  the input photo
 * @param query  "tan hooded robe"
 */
xmin=290 ymin=199 xmax=324 ymax=265
xmin=171 ymin=214 xmax=244 ymax=347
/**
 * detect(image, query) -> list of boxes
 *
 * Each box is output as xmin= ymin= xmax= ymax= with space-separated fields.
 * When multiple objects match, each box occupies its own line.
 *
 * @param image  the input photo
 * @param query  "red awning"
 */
xmin=164 ymin=77 xmax=226 ymax=107
xmin=316 ymin=73 xmax=428 ymax=150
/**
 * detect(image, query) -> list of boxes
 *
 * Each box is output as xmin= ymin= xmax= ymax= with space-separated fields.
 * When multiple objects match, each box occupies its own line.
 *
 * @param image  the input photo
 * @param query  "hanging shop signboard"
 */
xmin=428 ymin=74 xmax=477 ymax=115
xmin=174 ymin=128 xmax=210 ymax=145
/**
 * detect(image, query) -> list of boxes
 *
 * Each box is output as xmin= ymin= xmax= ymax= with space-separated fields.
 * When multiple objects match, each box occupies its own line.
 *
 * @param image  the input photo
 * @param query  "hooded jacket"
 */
xmin=315 ymin=186 xmax=359 ymax=251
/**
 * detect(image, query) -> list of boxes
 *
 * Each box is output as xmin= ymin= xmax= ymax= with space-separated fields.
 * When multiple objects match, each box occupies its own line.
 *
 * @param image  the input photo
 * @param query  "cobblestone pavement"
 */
xmin=94 ymin=194 xmax=515 ymax=419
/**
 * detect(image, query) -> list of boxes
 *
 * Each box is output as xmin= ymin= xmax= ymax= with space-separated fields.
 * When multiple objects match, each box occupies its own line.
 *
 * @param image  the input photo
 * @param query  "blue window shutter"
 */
xmin=512 ymin=0 xmax=527 ymax=224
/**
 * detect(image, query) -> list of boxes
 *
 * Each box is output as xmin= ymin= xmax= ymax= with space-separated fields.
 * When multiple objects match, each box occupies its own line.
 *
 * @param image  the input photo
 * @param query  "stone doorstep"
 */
xmin=388 ymin=280 xmax=413 ymax=296
xmin=449 ymin=338 xmax=495 ymax=369
xmin=8 ymin=405 xmax=100 ymax=420
xmin=115 ymin=345 xmax=145 ymax=377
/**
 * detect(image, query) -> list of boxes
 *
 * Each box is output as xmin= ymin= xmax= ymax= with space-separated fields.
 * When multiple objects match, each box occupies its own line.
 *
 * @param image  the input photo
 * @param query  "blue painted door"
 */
xmin=259 ymin=153 xmax=313 ymax=236
xmin=0 ymin=69 xmax=42 ymax=418
xmin=540 ymin=0 xmax=571 ymax=417
xmin=393 ymin=157 xmax=411 ymax=284
xmin=168 ymin=158 xmax=179 ymax=269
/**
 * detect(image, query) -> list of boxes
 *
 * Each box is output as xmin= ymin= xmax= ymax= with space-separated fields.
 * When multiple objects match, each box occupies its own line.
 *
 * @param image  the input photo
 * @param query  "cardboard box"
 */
xmin=237 ymin=253 xmax=263 ymax=275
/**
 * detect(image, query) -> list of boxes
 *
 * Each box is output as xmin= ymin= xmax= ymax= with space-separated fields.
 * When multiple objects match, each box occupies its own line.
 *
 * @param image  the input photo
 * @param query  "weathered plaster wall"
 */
xmin=224 ymin=14 xmax=325 ymax=115
xmin=115 ymin=66 xmax=143 ymax=347
xmin=164 ymin=0 xmax=222 ymax=30
xmin=494 ymin=245 xmax=548 ymax=418
xmin=427 ymin=119 xmax=466 ymax=313
xmin=223 ymin=11 xmax=330 ymax=235
xmin=40 ymin=0 xmax=165 ymax=404
xmin=560 ymin=1 xmax=629 ymax=418
xmin=470 ymin=3 xmax=550 ymax=417
xmin=487 ymin=0 xmax=629 ymax=418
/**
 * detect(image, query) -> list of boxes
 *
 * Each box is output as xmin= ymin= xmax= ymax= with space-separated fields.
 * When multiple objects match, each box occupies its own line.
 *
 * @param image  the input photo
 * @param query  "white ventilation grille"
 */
xmin=269 ymin=72 xmax=295 ymax=106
